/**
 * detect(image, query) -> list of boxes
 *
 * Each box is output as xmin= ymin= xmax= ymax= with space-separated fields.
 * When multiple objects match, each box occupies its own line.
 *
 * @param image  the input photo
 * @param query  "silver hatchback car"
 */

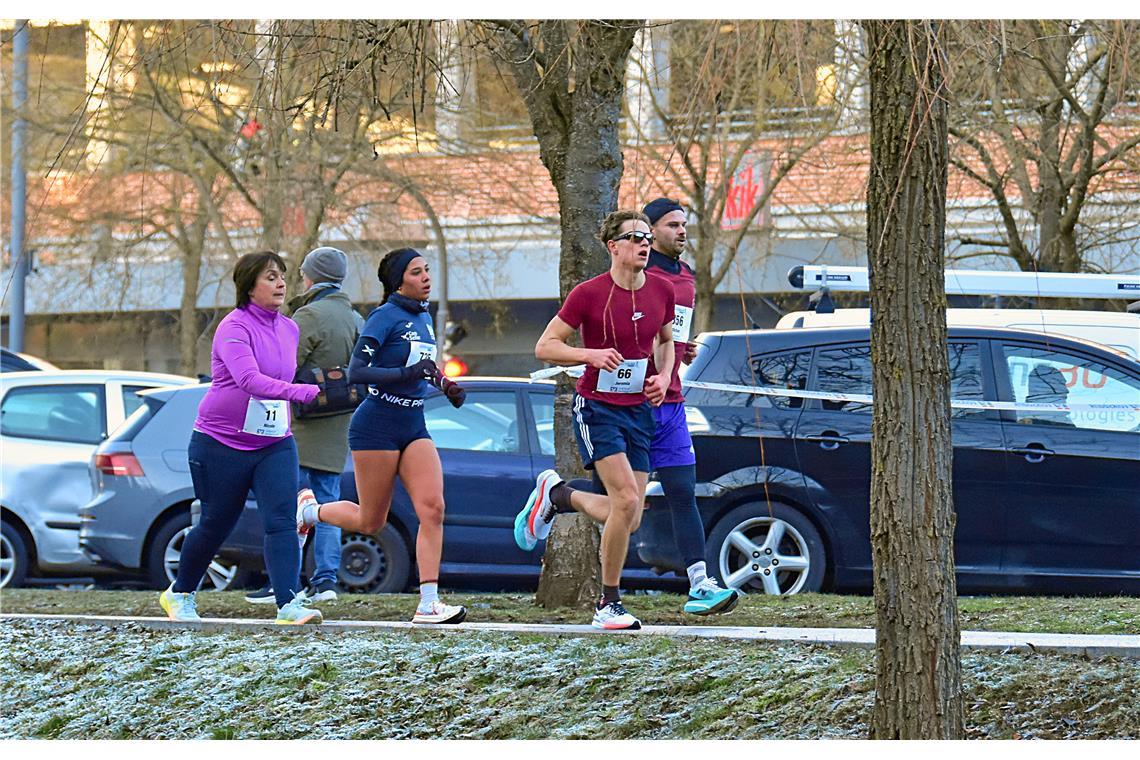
xmin=0 ymin=370 xmax=195 ymax=587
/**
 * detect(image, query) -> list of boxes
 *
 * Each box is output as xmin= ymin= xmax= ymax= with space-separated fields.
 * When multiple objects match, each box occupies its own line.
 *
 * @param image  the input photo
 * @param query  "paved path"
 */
xmin=3 ymin=613 xmax=1138 ymax=658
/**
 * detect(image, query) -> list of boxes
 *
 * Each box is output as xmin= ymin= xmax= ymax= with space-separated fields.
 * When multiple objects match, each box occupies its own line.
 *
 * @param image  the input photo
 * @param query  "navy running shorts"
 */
xmin=348 ymin=392 xmax=431 ymax=452
xmin=571 ymin=394 xmax=655 ymax=473
xmin=650 ymin=401 xmax=697 ymax=469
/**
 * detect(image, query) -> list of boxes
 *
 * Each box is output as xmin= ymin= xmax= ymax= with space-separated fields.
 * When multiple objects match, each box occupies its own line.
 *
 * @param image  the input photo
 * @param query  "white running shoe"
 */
xmin=528 ymin=469 xmax=563 ymax=541
xmin=297 ymin=488 xmax=318 ymax=545
xmin=159 ymin=584 xmax=202 ymax=622
xmin=275 ymin=595 xmax=323 ymax=625
xmin=412 ymin=600 xmax=467 ymax=625
xmin=591 ymin=600 xmax=641 ymax=631
xmin=304 ymin=581 xmax=338 ymax=603
xmin=512 ymin=469 xmax=563 ymax=551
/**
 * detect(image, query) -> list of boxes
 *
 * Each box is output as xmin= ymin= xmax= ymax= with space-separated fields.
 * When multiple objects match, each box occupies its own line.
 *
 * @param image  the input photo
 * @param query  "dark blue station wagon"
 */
xmin=82 ymin=378 xmax=666 ymax=592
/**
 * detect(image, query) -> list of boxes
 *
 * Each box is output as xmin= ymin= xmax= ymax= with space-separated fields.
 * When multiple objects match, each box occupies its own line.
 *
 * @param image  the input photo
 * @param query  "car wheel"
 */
xmin=706 ymin=502 xmax=826 ymax=595
xmin=338 ymin=526 xmax=410 ymax=594
xmin=1 ymin=521 xmax=30 ymax=589
xmin=146 ymin=512 xmax=246 ymax=591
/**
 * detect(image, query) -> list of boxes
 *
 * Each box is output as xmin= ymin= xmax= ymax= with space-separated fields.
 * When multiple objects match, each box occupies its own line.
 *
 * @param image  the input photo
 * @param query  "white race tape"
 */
xmin=682 ymin=380 xmax=1140 ymax=413
xmin=529 ymin=364 xmax=585 ymax=381
xmin=529 ymin=365 xmax=1140 ymax=413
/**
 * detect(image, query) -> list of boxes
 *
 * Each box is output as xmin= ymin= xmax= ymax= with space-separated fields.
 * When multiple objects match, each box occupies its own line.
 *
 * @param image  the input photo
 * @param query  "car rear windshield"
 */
xmin=111 ymin=396 xmax=165 ymax=442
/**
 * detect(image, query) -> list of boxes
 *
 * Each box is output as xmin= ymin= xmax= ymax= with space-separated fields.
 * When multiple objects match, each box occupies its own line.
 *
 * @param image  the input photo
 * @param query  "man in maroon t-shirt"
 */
xmin=514 ymin=209 xmax=675 ymax=631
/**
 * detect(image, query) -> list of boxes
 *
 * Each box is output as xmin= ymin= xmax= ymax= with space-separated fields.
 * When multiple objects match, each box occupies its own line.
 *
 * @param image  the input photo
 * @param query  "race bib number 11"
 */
xmin=242 ymin=399 xmax=288 ymax=437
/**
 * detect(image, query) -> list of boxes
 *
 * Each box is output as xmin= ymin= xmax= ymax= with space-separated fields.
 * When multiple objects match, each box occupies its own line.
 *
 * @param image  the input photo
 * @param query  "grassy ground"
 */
xmin=2 ymin=616 xmax=1137 ymax=739
xmin=2 ymin=589 xmax=1138 ymax=634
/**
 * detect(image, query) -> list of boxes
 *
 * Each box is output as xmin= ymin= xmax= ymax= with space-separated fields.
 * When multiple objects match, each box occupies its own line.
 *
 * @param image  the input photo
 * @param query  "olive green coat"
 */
xmin=287 ymin=285 xmax=364 ymax=473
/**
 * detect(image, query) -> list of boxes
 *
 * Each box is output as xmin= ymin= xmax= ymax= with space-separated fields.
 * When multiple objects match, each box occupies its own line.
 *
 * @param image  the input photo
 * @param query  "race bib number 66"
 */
xmin=597 ymin=358 xmax=648 ymax=394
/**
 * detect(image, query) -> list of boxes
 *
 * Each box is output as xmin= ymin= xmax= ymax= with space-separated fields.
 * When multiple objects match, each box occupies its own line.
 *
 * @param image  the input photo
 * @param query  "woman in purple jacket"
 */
xmin=159 ymin=251 xmax=323 ymax=625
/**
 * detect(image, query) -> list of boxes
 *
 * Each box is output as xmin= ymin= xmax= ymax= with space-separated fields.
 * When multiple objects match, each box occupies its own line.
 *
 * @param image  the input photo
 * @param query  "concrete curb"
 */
xmin=3 ymin=613 xmax=1138 ymax=658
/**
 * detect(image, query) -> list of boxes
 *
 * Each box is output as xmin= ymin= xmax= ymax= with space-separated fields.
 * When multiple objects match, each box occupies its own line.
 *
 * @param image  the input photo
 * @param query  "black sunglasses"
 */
xmin=612 ymin=230 xmax=654 ymax=244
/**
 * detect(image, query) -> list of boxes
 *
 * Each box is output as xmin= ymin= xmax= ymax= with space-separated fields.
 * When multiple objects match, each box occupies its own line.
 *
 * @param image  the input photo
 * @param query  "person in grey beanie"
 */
xmin=245 ymin=246 xmax=364 ymax=605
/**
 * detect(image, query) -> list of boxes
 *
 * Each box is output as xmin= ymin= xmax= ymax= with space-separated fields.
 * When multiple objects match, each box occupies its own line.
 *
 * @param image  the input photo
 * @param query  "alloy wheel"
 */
xmin=0 ymin=533 xmax=14 ymax=588
xmin=718 ymin=516 xmax=813 ymax=595
xmin=163 ymin=526 xmax=241 ymax=591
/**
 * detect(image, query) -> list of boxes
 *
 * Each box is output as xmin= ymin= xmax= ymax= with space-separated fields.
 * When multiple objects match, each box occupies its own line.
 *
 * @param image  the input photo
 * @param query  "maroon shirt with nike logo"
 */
xmin=557 ymin=272 xmax=675 ymax=407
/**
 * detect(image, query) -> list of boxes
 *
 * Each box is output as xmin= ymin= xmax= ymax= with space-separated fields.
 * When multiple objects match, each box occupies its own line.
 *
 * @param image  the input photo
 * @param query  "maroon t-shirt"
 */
xmin=557 ymin=271 xmax=675 ymax=406
xmin=646 ymin=252 xmax=697 ymax=404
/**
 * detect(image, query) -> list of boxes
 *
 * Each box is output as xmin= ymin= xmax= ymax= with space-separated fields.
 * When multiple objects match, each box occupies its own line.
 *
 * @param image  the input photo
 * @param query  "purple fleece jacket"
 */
xmin=194 ymin=302 xmax=320 ymax=450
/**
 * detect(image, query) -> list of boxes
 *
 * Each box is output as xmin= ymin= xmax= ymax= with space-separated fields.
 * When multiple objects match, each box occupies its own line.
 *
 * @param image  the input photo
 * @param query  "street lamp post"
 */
xmin=7 ymin=20 xmax=29 ymax=351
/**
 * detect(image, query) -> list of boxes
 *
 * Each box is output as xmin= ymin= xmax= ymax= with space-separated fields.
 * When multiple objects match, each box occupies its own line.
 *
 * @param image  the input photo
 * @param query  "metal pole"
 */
xmin=436 ymin=244 xmax=449 ymax=361
xmin=8 ymin=20 xmax=29 ymax=352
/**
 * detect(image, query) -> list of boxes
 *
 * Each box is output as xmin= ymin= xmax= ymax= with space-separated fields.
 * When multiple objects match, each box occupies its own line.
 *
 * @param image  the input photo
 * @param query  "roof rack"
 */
xmin=788 ymin=265 xmax=1139 ymax=302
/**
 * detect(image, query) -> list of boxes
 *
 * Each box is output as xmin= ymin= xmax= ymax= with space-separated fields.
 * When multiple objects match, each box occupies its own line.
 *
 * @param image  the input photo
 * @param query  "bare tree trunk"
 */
xmin=535 ymin=375 xmax=602 ymax=608
xmin=495 ymin=20 xmax=639 ymax=608
xmin=178 ymin=237 xmax=205 ymax=377
xmin=692 ymin=217 xmax=717 ymax=333
xmin=1037 ymin=101 xmax=1064 ymax=272
xmin=864 ymin=19 xmax=963 ymax=740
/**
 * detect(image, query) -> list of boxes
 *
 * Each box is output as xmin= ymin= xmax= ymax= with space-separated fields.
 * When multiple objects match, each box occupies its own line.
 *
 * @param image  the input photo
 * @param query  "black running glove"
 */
xmin=440 ymin=376 xmax=467 ymax=408
xmin=347 ymin=337 xmax=437 ymax=390
xmin=401 ymin=358 xmax=439 ymax=383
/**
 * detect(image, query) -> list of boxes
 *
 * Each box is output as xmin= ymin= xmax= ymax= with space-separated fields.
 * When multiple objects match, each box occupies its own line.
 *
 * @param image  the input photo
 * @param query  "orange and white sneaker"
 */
xmin=412 ymin=600 xmax=467 ymax=625
xmin=159 ymin=584 xmax=201 ymax=622
xmin=296 ymin=488 xmax=318 ymax=546
xmin=275 ymin=596 xmax=323 ymax=625
xmin=529 ymin=469 xmax=562 ymax=542
xmin=591 ymin=600 xmax=641 ymax=631
xmin=512 ymin=469 xmax=562 ymax=551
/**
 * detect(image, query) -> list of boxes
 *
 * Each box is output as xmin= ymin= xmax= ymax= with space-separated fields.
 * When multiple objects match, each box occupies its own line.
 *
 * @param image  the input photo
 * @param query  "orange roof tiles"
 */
xmin=10 ymin=127 xmax=1138 ymax=242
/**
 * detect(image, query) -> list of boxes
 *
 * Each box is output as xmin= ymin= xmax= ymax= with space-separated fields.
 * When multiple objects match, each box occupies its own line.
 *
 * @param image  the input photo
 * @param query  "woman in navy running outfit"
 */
xmin=296 ymin=248 xmax=467 ymax=624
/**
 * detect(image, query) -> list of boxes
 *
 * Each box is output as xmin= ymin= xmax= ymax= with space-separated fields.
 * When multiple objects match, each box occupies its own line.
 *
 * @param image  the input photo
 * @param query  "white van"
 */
xmin=776 ymin=308 xmax=1140 ymax=359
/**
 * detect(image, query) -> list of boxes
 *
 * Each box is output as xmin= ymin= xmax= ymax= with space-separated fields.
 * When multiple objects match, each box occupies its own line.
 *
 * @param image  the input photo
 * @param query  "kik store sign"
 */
xmin=722 ymin=152 xmax=772 ymax=231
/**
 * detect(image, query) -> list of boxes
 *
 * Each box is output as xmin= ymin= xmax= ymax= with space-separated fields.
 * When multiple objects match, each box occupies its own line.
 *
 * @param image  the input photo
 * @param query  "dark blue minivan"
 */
xmin=635 ymin=326 xmax=1140 ymax=596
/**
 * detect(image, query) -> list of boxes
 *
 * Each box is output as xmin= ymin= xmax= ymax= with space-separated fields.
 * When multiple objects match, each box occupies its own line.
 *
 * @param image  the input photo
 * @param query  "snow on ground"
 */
xmin=2 ymin=619 xmax=1137 ymax=739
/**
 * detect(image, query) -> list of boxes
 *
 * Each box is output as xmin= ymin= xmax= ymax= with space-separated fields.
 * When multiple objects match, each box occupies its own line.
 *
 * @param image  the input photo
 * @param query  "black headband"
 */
xmin=382 ymin=248 xmax=422 ymax=293
xmin=643 ymin=198 xmax=684 ymax=225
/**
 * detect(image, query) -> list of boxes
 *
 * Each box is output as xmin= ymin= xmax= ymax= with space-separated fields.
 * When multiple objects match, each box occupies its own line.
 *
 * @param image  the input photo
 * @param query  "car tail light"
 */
xmin=95 ymin=452 xmax=144 ymax=477
xmin=442 ymin=357 xmax=468 ymax=378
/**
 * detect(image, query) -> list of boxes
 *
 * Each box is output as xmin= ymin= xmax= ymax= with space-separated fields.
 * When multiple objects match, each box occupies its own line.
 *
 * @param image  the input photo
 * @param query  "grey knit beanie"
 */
xmin=301 ymin=246 xmax=348 ymax=284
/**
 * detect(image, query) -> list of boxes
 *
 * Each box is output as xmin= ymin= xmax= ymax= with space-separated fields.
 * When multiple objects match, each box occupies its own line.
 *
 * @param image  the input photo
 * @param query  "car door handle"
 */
xmin=1008 ymin=445 xmax=1055 ymax=463
xmin=803 ymin=432 xmax=849 ymax=450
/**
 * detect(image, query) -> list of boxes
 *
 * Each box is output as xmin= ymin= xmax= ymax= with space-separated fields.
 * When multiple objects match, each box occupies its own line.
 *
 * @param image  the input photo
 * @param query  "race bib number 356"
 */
xmin=672 ymin=305 xmax=694 ymax=344
xmin=242 ymin=399 xmax=288 ymax=437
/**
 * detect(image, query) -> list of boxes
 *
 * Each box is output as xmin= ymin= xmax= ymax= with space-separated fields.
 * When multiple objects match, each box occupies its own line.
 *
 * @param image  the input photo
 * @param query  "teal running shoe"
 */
xmin=276 ymin=595 xmax=323 ymax=625
xmin=513 ymin=489 xmax=539 ymax=551
xmin=159 ymin=584 xmax=202 ymax=622
xmin=683 ymin=577 xmax=740 ymax=616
